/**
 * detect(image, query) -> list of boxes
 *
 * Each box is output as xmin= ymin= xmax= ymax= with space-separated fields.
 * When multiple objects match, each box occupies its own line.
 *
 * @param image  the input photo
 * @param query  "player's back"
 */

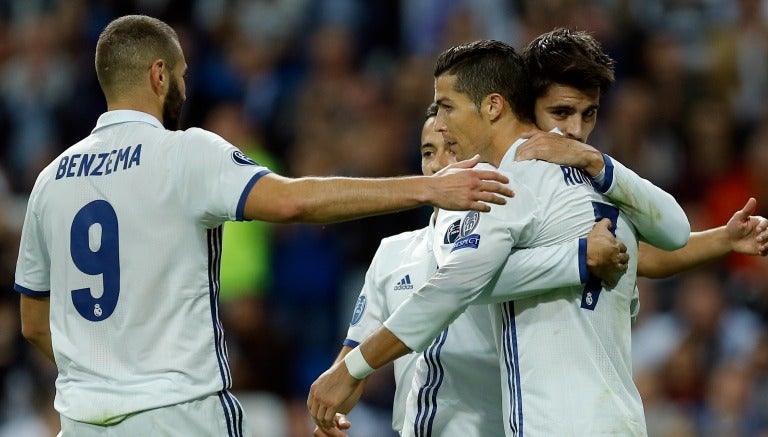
xmin=490 ymin=142 xmax=645 ymax=436
xmin=19 ymin=111 xmax=268 ymax=424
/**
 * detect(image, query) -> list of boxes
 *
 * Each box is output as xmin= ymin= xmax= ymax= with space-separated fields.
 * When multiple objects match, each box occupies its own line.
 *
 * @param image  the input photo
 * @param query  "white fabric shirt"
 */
xmin=385 ymin=138 xmax=690 ymax=437
xmin=346 ymin=216 xmax=589 ymax=434
xmin=14 ymin=110 xmax=270 ymax=424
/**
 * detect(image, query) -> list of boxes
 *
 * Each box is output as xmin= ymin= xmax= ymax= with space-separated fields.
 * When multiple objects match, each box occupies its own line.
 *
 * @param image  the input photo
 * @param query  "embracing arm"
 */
xmin=19 ymin=295 xmax=54 ymax=362
xmin=479 ymin=218 xmax=628 ymax=303
xmin=516 ymin=133 xmax=689 ymax=250
xmin=595 ymin=155 xmax=689 ymax=250
xmin=243 ymin=156 xmax=513 ymax=223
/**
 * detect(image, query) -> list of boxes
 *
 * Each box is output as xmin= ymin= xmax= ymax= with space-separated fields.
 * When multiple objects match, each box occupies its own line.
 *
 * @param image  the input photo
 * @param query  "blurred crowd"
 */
xmin=0 ymin=0 xmax=767 ymax=436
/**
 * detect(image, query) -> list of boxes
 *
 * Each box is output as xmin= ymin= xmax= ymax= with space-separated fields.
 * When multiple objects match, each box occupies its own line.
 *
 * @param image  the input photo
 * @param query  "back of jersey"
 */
xmin=14 ymin=111 xmax=269 ymax=424
xmin=493 ymin=146 xmax=645 ymax=436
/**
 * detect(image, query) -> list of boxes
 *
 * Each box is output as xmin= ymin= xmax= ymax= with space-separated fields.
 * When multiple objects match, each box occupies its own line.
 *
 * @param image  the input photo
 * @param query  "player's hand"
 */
xmin=308 ymin=362 xmax=362 ymax=430
xmin=313 ymin=413 xmax=351 ymax=436
xmin=515 ymin=131 xmax=605 ymax=177
xmin=586 ymin=219 xmax=628 ymax=287
xmin=429 ymin=155 xmax=514 ymax=212
xmin=725 ymin=198 xmax=768 ymax=256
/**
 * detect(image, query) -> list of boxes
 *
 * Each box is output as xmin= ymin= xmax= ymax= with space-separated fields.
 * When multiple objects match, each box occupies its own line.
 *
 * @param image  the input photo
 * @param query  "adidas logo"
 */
xmin=394 ymin=274 xmax=414 ymax=291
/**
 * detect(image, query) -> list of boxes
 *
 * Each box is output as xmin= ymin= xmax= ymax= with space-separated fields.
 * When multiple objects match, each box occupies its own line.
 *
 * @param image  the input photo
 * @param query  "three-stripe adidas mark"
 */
xmin=394 ymin=274 xmax=414 ymax=290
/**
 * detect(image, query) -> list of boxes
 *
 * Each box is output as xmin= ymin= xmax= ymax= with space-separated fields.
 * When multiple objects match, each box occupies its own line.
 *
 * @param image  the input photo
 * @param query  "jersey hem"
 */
xmin=14 ymin=283 xmax=50 ymax=297
xmin=236 ymin=170 xmax=271 ymax=221
xmin=342 ymin=338 xmax=360 ymax=348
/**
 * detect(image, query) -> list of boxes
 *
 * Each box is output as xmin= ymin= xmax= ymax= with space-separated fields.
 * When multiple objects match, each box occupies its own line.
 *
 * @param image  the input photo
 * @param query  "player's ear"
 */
xmin=485 ymin=93 xmax=504 ymax=122
xmin=149 ymin=59 xmax=166 ymax=95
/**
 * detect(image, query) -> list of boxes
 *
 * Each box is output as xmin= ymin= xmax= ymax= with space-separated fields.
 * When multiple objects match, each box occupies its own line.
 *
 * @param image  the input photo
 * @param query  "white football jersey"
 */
xmin=14 ymin=110 xmax=270 ymax=425
xmin=347 ymin=218 xmax=589 ymax=435
xmin=386 ymin=138 xmax=658 ymax=437
xmin=345 ymin=225 xmax=437 ymax=432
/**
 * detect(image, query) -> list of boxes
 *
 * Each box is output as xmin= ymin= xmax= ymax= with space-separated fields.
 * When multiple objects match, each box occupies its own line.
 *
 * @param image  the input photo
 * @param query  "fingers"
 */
xmin=757 ymin=218 xmax=768 ymax=235
xmin=468 ymin=201 xmax=492 ymax=213
xmin=473 ymin=169 xmax=510 ymax=185
xmin=757 ymin=218 xmax=768 ymax=256
xmin=617 ymin=252 xmax=629 ymax=271
xmin=335 ymin=413 xmax=351 ymax=430
xmin=737 ymin=197 xmax=757 ymax=219
xmin=449 ymin=154 xmax=481 ymax=169
xmin=595 ymin=218 xmax=613 ymax=231
xmin=479 ymin=180 xmax=514 ymax=199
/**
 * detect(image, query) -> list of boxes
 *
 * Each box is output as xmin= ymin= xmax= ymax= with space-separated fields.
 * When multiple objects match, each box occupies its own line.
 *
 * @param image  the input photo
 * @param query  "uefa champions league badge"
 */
xmin=451 ymin=211 xmax=481 ymax=252
xmin=350 ymin=295 xmax=367 ymax=326
xmin=459 ymin=211 xmax=480 ymax=237
xmin=231 ymin=150 xmax=258 ymax=166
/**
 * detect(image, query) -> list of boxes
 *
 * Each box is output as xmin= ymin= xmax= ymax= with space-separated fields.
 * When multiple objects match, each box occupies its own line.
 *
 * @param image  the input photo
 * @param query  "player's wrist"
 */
xmin=584 ymin=148 xmax=605 ymax=177
xmin=343 ymin=346 xmax=374 ymax=380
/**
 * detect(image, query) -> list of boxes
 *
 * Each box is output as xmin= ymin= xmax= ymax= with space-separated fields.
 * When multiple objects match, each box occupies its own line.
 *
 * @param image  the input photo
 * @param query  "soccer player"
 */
xmin=12 ymin=15 xmax=515 ymax=436
xmin=398 ymin=30 xmax=768 ymax=437
xmin=308 ymin=39 xmax=689 ymax=436
xmin=315 ymin=104 xmax=628 ymax=436
xmin=317 ymin=30 xmax=768 ymax=436
xmin=515 ymin=28 xmax=768 ymax=270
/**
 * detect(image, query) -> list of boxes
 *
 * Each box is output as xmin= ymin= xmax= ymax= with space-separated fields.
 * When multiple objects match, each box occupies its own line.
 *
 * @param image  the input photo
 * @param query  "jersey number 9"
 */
xmin=70 ymin=200 xmax=120 ymax=321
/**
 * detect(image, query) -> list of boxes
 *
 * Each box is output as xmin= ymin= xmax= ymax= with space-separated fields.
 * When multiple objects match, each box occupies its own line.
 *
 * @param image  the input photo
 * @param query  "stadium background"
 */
xmin=0 ymin=0 xmax=767 ymax=436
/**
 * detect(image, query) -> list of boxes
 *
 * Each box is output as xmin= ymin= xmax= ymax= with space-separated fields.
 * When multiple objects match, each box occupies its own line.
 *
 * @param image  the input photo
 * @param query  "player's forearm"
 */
xmin=27 ymin=333 xmax=54 ymax=362
xmin=332 ymin=346 xmax=367 ymax=413
xmin=249 ymin=176 xmax=430 ymax=223
xmin=480 ymin=239 xmax=585 ymax=303
xmin=637 ymin=228 xmax=728 ymax=278
xmin=358 ymin=327 xmax=411 ymax=369
xmin=598 ymin=156 xmax=690 ymax=250
xmin=19 ymin=295 xmax=55 ymax=362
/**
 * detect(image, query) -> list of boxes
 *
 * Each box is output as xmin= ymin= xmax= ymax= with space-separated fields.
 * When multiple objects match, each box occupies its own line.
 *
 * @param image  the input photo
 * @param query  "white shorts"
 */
xmin=59 ymin=391 xmax=250 ymax=436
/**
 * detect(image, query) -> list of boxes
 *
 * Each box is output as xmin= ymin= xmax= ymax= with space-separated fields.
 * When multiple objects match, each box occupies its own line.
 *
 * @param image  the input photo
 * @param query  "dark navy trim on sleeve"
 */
xmin=342 ymin=339 xmax=360 ymax=348
xmin=235 ymin=169 xmax=271 ymax=221
xmin=14 ymin=283 xmax=50 ymax=298
xmin=578 ymin=238 xmax=588 ymax=284
xmin=591 ymin=154 xmax=614 ymax=193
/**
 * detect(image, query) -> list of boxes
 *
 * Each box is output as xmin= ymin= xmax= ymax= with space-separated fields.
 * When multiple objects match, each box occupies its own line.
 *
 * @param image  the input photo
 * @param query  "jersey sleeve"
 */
xmin=592 ymin=154 xmax=689 ymax=250
xmin=343 ymin=242 xmax=388 ymax=347
xmin=385 ymin=187 xmax=538 ymax=352
xmin=178 ymin=128 xmax=271 ymax=227
xmin=14 ymin=179 xmax=51 ymax=297
xmin=473 ymin=238 xmax=587 ymax=304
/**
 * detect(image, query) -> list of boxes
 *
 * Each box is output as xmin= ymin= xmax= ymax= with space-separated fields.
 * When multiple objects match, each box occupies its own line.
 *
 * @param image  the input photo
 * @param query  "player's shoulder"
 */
xmin=373 ymin=226 xmax=430 ymax=260
xmin=172 ymin=127 xmax=230 ymax=149
xmin=379 ymin=226 xmax=429 ymax=248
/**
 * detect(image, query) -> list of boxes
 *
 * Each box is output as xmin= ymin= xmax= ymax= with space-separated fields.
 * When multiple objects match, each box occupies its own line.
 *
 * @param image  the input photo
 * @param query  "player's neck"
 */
xmin=487 ymin=118 xmax=536 ymax=166
xmin=106 ymin=94 xmax=164 ymax=125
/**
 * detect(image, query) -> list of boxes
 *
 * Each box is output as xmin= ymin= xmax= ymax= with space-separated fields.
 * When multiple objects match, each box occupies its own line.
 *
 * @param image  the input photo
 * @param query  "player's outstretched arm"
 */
xmin=638 ymin=198 xmax=768 ymax=278
xmin=243 ymin=155 xmax=513 ymax=223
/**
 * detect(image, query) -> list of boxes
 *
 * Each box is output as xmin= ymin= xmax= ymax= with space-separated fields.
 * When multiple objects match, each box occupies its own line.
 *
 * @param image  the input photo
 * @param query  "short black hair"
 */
xmin=95 ymin=15 xmax=181 ymax=99
xmin=434 ymin=40 xmax=532 ymax=122
xmin=523 ymin=28 xmax=615 ymax=100
xmin=425 ymin=102 xmax=438 ymax=120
